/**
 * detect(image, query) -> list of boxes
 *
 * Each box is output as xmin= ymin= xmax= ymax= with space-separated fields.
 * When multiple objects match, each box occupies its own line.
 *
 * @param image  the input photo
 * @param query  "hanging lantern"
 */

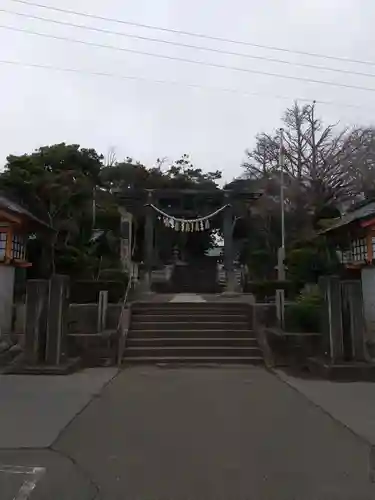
xmin=195 ymin=221 xmax=200 ymax=231
xmin=199 ymin=220 xmax=204 ymax=231
xmin=175 ymin=221 xmax=180 ymax=232
xmin=205 ymin=219 xmax=210 ymax=230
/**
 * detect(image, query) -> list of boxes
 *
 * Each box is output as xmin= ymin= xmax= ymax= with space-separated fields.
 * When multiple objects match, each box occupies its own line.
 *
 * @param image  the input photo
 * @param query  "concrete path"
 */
xmin=0 ymin=368 xmax=117 ymax=448
xmin=277 ymin=370 xmax=375 ymax=446
xmin=56 ymin=367 xmax=374 ymax=499
xmin=1 ymin=366 xmax=375 ymax=499
xmin=0 ymin=368 xmax=117 ymax=500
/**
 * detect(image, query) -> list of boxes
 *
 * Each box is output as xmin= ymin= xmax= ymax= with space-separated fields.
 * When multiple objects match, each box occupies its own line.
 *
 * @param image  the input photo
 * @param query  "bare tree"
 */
xmin=106 ymin=146 xmax=118 ymax=167
xmin=243 ymin=133 xmax=279 ymax=179
xmin=243 ymin=101 xmax=368 ymax=212
xmin=241 ymin=101 xmax=375 ymax=244
xmin=154 ymin=157 xmax=169 ymax=171
xmin=338 ymin=128 xmax=375 ymax=200
xmin=282 ymin=102 xmax=310 ymax=181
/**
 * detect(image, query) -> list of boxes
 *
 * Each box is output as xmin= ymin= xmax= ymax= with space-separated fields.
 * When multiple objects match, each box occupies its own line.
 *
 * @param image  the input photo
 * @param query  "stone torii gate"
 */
xmin=117 ymin=188 xmax=261 ymax=294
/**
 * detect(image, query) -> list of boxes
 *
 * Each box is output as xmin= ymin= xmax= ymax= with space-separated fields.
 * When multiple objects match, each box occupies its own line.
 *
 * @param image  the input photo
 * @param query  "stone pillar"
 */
xmin=0 ymin=265 xmax=15 ymax=335
xmin=143 ymin=196 xmax=154 ymax=292
xmin=319 ymin=276 xmax=344 ymax=362
xmin=361 ymin=267 xmax=375 ymax=341
xmin=24 ymin=279 xmax=49 ymax=364
xmin=341 ymin=280 xmax=367 ymax=361
xmin=119 ymin=207 xmax=133 ymax=273
xmin=97 ymin=290 xmax=108 ymax=333
xmin=46 ymin=275 xmax=70 ymax=366
xmin=223 ymin=203 xmax=235 ymax=293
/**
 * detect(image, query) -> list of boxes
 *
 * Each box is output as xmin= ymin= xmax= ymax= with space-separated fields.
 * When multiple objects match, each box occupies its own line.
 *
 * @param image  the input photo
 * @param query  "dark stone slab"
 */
xmin=46 ymin=275 xmax=70 ymax=366
xmin=24 ymin=280 xmax=49 ymax=365
xmin=319 ymin=276 xmax=344 ymax=362
xmin=341 ymin=280 xmax=367 ymax=361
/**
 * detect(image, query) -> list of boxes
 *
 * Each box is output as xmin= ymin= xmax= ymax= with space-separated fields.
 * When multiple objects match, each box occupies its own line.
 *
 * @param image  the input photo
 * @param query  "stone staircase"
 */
xmin=123 ymin=302 xmax=264 ymax=364
xmin=170 ymin=262 xmax=220 ymax=294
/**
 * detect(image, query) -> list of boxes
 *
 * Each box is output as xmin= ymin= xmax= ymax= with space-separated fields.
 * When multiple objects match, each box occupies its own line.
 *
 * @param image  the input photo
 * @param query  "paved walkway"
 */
xmin=0 ymin=368 xmax=117 ymax=448
xmin=0 ymin=368 xmax=117 ymax=499
xmin=1 ymin=366 xmax=375 ymax=499
xmin=277 ymin=370 xmax=375 ymax=445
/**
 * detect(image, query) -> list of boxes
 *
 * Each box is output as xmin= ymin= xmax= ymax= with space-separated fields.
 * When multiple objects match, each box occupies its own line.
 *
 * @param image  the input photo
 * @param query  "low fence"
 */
xmin=68 ymin=303 xmax=122 ymax=333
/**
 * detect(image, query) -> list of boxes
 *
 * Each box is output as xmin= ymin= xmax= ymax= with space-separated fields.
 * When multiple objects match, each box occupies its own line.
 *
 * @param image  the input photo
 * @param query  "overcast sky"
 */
xmin=0 ymin=0 xmax=375 ymax=182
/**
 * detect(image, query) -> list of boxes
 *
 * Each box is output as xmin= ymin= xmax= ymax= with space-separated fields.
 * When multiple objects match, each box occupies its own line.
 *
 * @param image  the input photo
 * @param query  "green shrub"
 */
xmin=285 ymin=285 xmax=322 ymax=333
xmin=243 ymin=280 xmax=303 ymax=301
xmin=286 ymin=239 xmax=341 ymax=283
xmin=70 ymin=279 xmax=127 ymax=303
xmin=97 ymin=269 xmax=129 ymax=284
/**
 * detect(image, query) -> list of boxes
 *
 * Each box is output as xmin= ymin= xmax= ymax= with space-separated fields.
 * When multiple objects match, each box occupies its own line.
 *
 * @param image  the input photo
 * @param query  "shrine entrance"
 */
xmin=117 ymin=188 xmax=260 ymax=294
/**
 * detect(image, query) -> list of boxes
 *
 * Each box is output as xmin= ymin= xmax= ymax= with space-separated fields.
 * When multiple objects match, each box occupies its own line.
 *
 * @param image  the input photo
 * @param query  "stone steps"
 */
xmin=132 ymin=314 xmax=248 ymax=322
xmin=126 ymin=329 xmax=253 ymax=339
xmin=132 ymin=304 xmax=249 ymax=311
xmin=170 ymin=265 xmax=218 ymax=294
xmin=133 ymin=302 xmax=247 ymax=308
xmin=126 ymin=346 xmax=261 ymax=357
xmin=127 ymin=337 xmax=259 ymax=347
xmin=124 ymin=302 xmax=263 ymax=365
xmin=131 ymin=322 xmax=251 ymax=331
xmin=124 ymin=356 xmax=264 ymax=365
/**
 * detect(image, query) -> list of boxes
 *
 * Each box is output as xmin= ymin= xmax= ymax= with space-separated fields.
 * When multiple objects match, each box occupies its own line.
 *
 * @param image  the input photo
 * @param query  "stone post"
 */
xmin=24 ymin=279 xmax=49 ymax=364
xmin=46 ymin=274 xmax=70 ymax=366
xmin=143 ymin=194 xmax=154 ymax=292
xmin=223 ymin=203 xmax=235 ymax=293
xmin=119 ymin=207 xmax=133 ymax=273
xmin=97 ymin=290 xmax=108 ymax=333
xmin=341 ymin=280 xmax=367 ymax=361
xmin=0 ymin=266 xmax=15 ymax=335
xmin=319 ymin=276 xmax=344 ymax=362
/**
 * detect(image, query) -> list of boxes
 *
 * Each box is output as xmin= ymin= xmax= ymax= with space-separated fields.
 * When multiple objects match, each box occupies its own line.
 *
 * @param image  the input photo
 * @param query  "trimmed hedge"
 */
xmin=284 ymin=286 xmax=322 ymax=333
xmin=243 ymin=280 xmax=303 ymax=301
xmin=97 ymin=269 xmax=129 ymax=284
xmin=70 ymin=279 xmax=128 ymax=304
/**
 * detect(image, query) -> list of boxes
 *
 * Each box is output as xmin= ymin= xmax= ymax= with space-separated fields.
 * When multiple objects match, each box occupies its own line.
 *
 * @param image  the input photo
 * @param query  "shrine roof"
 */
xmin=0 ymin=193 xmax=52 ymax=230
xmin=320 ymin=200 xmax=375 ymax=234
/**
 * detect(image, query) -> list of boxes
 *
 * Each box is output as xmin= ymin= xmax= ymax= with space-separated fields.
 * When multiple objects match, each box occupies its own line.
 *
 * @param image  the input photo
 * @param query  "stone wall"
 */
xmin=254 ymin=303 xmax=277 ymax=327
xmin=68 ymin=303 xmax=122 ymax=334
xmin=361 ymin=268 xmax=375 ymax=342
xmin=0 ymin=266 xmax=15 ymax=334
xmin=13 ymin=302 xmax=122 ymax=335
xmin=13 ymin=303 xmax=25 ymax=334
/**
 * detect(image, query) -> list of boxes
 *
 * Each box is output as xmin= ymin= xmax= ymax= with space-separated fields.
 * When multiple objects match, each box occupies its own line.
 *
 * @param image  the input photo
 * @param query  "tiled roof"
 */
xmin=321 ymin=201 xmax=375 ymax=233
xmin=0 ymin=194 xmax=51 ymax=229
